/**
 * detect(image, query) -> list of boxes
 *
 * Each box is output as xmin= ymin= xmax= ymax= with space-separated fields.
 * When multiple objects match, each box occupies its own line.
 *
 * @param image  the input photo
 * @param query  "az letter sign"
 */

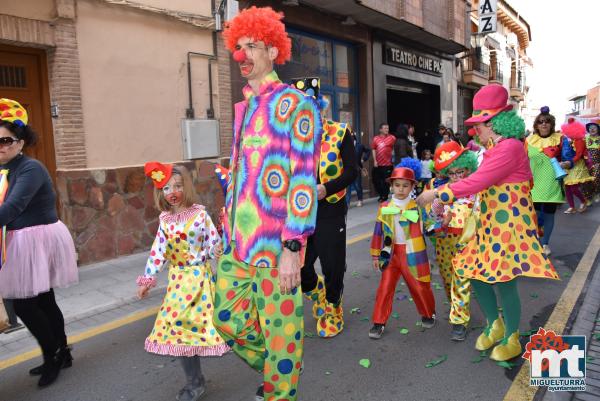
xmin=478 ymin=0 xmax=497 ymax=34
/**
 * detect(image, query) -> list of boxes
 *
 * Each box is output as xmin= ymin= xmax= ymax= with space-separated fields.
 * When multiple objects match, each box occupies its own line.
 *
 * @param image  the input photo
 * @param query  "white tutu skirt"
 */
xmin=0 ymin=221 xmax=78 ymax=299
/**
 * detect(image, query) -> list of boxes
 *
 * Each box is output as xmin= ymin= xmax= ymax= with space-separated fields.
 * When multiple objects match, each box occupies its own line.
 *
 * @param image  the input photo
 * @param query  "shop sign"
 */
xmin=478 ymin=0 xmax=497 ymax=34
xmin=384 ymin=43 xmax=442 ymax=76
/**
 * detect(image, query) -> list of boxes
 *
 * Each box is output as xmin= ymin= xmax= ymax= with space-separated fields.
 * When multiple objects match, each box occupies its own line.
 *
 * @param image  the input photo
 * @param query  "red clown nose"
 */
xmin=233 ymin=49 xmax=247 ymax=62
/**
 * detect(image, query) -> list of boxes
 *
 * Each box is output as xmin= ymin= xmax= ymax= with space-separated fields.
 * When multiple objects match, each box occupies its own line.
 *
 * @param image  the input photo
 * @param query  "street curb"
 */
xmin=0 ymin=284 xmax=167 ymax=347
xmin=503 ymin=224 xmax=600 ymax=401
xmin=539 ymin=248 xmax=600 ymax=401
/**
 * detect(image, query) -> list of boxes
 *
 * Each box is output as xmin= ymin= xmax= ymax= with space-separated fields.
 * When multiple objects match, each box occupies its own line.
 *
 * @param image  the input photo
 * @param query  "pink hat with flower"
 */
xmin=465 ymin=84 xmax=513 ymax=125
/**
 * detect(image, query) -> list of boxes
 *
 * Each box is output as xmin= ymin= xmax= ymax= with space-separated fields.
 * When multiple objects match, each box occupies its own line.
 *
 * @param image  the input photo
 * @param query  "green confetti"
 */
xmin=351 ymin=271 xmax=360 ymax=277
xmin=304 ymin=332 xmax=316 ymax=338
xmin=496 ymin=361 xmax=516 ymax=369
xmin=471 ymin=356 xmax=484 ymax=363
xmin=425 ymin=355 xmax=447 ymax=368
xmin=400 ymin=328 xmax=409 ymax=335
xmin=359 ymin=359 xmax=371 ymax=368
xmin=408 ymin=297 xmax=414 ymax=303
xmin=443 ymin=301 xmax=449 ymax=305
xmin=595 ymin=318 xmax=600 ymax=323
xmin=350 ymin=307 xmax=361 ymax=314
xmin=480 ymin=350 xmax=488 ymax=357
xmin=564 ymin=272 xmax=572 ymax=278
xmin=530 ymin=293 xmax=539 ymax=299
xmin=520 ymin=329 xmax=537 ymax=337
xmin=415 ymin=321 xmax=423 ymax=327
xmin=593 ymin=332 xmax=600 ymax=341
xmin=360 ymin=317 xmax=370 ymax=322
xmin=392 ymin=312 xmax=400 ymax=319
xmin=586 ymin=356 xmax=595 ymax=363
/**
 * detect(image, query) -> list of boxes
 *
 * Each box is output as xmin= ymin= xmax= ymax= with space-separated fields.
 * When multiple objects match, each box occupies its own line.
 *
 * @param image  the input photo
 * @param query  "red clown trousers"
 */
xmin=372 ymin=244 xmax=435 ymax=324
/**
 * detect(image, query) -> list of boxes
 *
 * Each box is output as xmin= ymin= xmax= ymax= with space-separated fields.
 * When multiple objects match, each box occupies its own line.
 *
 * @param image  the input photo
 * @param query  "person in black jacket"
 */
xmin=346 ymin=131 xmax=370 ymax=207
xmin=394 ymin=123 xmax=414 ymax=163
xmin=0 ymin=99 xmax=78 ymax=387
xmin=301 ymin=117 xmax=357 ymax=338
xmin=289 ymin=79 xmax=358 ymax=338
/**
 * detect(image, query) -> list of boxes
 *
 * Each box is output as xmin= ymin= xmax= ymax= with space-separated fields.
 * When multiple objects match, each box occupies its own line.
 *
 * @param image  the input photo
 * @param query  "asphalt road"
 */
xmin=1 ymin=202 xmax=598 ymax=401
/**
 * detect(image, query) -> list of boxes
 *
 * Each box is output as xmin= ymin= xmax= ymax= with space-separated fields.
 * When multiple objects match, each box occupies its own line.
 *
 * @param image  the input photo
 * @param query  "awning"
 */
xmin=298 ymin=0 xmax=468 ymax=54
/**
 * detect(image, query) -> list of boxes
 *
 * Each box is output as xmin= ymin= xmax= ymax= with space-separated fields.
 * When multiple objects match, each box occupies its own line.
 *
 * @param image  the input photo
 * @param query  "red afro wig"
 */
xmin=223 ymin=6 xmax=291 ymax=65
xmin=561 ymin=117 xmax=586 ymax=140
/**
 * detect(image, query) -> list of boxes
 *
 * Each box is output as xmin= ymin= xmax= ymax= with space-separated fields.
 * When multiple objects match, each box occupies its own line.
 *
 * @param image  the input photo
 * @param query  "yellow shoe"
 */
xmin=303 ymin=275 xmax=326 ymax=320
xmin=490 ymin=332 xmax=522 ymax=361
xmin=317 ymin=299 xmax=344 ymax=338
xmin=475 ymin=318 xmax=505 ymax=351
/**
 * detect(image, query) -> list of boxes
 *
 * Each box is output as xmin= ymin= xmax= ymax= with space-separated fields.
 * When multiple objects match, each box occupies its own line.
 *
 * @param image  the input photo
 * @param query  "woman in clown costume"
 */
xmin=430 ymin=142 xmax=478 ymax=342
xmin=418 ymin=84 xmax=558 ymax=362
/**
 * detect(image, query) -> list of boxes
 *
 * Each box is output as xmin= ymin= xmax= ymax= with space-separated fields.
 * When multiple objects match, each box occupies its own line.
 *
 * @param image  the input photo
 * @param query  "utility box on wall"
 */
xmin=181 ymin=119 xmax=220 ymax=160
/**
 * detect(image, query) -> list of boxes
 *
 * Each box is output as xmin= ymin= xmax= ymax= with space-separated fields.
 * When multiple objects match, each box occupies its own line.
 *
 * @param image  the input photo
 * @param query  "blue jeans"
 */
xmin=346 ymin=176 xmax=363 ymax=205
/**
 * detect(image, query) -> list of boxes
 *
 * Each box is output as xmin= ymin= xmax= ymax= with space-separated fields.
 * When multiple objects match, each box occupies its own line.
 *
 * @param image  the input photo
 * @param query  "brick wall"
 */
xmin=48 ymin=18 xmax=87 ymax=169
xmin=57 ymin=160 xmax=224 ymax=265
xmin=216 ymin=33 xmax=233 ymax=158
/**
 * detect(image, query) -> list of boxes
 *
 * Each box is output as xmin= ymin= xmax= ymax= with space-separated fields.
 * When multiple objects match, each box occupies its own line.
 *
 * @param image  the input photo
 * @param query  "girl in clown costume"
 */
xmin=137 ymin=162 xmax=229 ymax=401
xmin=561 ymin=118 xmax=594 ymax=213
xmin=430 ymin=142 xmax=478 ymax=342
xmin=418 ymin=84 xmax=558 ymax=362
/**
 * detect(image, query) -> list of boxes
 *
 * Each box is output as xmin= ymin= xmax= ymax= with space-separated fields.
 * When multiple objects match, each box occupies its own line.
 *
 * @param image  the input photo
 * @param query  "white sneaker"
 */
xmin=356 ymin=201 xmax=363 ymax=207
xmin=543 ymin=245 xmax=551 ymax=256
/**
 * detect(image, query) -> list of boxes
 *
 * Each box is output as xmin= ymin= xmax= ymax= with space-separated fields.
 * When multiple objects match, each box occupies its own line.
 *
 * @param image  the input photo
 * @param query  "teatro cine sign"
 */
xmin=384 ymin=43 xmax=442 ymax=76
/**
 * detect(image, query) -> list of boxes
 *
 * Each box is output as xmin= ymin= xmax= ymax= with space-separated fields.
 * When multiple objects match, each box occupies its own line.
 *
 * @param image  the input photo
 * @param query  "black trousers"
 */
xmin=11 ymin=289 xmax=67 ymax=359
xmin=372 ymin=166 xmax=393 ymax=200
xmin=301 ymin=214 xmax=347 ymax=304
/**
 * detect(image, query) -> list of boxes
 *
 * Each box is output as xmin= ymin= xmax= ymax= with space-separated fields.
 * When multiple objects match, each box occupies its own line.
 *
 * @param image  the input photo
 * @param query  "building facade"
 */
xmin=1 ymin=0 xmax=229 ymax=264
xmin=458 ymin=0 xmax=532 ymax=135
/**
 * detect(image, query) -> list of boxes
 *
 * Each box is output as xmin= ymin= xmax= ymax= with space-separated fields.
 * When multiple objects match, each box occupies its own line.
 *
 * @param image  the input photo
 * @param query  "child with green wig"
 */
xmin=431 ymin=142 xmax=478 ymax=341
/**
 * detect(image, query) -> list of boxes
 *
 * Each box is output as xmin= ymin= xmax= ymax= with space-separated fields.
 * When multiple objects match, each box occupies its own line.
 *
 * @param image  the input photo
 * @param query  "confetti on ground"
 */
xmin=586 ymin=357 xmax=595 ymax=363
xmin=425 ymin=355 xmax=447 ymax=368
xmin=304 ymin=332 xmax=316 ymax=338
xmin=325 ymin=371 xmax=332 ymax=375
xmin=400 ymin=282 xmax=405 ymax=286
xmin=496 ymin=361 xmax=516 ymax=369
xmin=396 ymin=294 xmax=408 ymax=301
xmin=415 ymin=321 xmax=423 ymax=327
xmin=400 ymin=328 xmax=409 ymax=335
xmin=351 ymin=271 xmax=360 ymax=277
xmin=530 ymin=293 xmax=539 ymax=299
xmin=359 ymin=359 xmax=371 ymax=368
xmin=593 ymin=332 xmax=600 ymax=341
xmin=408 ymin=297 xmax=414 ymax=302
xmin=360 ymin=317 xmax=370 ymax=322
xmin=395 ymin=288 xmax=404 ymax=293
xmin=350 ymin=307 xmax=361 ymax=314
xmin=443 ymin=301 xmax=449 ymax=305
xmin=392 ymin=312 xmax=400 ymax=319
xmin=564 ymin=272 xmax=572 ymax=278
xmin=520 ymin=329 xmax=537 ymax=337
xmin=471 ymin=355 xmax=484 ymax=363
xmin=480 ymin=350 xmax=489 ymax=357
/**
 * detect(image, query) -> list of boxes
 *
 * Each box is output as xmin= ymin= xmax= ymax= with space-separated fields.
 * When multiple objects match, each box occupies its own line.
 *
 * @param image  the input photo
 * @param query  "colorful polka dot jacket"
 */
xmin=221 ymin=71 xmax=322 ymax=267
xmin=139 ymin=205 xmax=221 ymax=285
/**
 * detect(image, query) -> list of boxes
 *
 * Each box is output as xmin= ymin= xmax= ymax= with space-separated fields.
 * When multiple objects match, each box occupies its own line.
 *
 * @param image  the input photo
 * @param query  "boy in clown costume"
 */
xmin=431 ymin=142 xmax=478 ymax=341
xmin=369 ymin=161 xmax=436 ymax=339
xmin=418 ymin=84 xmax=559 ymax=362
xmin=212 ymin=7 xmax=322 ymax=401
xmin=290 ymin=77 xmax=358 ymax=338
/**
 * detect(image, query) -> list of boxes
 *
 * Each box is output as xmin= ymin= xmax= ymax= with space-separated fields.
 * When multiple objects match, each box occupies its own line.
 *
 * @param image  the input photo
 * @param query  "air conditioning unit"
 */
xmin=181 ymin=119 xmax=220 ymax=160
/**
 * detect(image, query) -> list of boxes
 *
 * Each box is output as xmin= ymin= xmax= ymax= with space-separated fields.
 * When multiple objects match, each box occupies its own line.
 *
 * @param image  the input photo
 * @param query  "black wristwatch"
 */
xmin=283 ymin=239 xmax=302 ymax=252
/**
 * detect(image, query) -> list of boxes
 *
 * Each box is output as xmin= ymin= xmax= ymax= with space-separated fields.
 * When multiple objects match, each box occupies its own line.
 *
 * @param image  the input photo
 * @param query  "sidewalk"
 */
xmin=0 ymin=198 xmax=380 ymax=364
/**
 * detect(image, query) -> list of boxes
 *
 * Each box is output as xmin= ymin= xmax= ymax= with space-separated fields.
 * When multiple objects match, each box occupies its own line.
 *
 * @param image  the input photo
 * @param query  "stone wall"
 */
xmin=56 ymin=160 xmax=225 ymax=265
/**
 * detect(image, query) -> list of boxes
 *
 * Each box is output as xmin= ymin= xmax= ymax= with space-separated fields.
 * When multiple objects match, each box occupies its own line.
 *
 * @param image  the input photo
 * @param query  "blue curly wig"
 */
xmin=396 ymin=157 xmax=422 ymax=180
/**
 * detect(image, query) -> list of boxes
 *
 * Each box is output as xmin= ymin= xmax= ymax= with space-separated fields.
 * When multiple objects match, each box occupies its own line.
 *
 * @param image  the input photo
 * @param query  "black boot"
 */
xmin=30 ymin=346 xmax=73 ymax=376
xmin=38 ymin=346 xmax=71 ymax=387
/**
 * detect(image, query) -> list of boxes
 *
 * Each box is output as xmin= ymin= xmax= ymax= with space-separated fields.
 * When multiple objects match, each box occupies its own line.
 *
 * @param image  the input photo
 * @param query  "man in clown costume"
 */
xmin=212 ymin=7 xmax=322 ymax=401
